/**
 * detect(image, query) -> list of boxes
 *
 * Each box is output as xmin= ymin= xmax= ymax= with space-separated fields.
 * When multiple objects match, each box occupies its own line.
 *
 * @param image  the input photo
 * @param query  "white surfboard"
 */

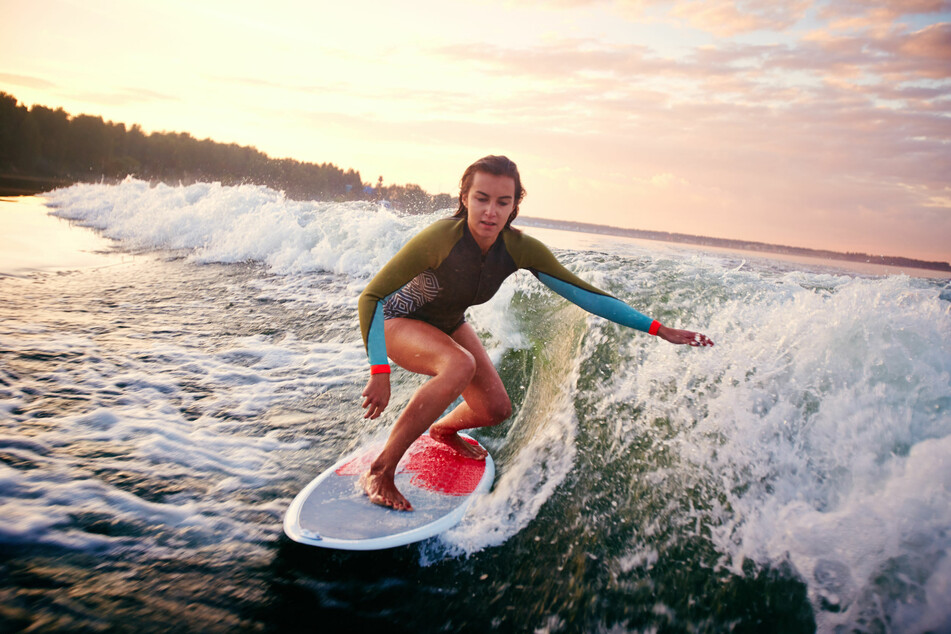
xmin=284 ymin=432 xmax=494 ymax=550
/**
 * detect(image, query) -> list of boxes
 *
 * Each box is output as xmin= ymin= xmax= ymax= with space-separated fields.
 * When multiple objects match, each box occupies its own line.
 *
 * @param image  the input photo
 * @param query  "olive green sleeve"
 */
xmin=503 ymin=230 xmax=658 ymax=334
xmin=358 ymin=219 xmax=465 ymax=369
xmin=503 ymin=230 xmax=610 ymax=295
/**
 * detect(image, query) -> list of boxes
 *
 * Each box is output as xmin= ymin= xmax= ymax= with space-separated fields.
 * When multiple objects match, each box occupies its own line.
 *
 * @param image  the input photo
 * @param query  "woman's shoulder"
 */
xmin=410 ymin=216 xmax=466 ymax=242
xmin=433 ymin=216 xmax=464 ymax=227
xmin=431 ymin=216 xmax=468 ymax=232
xmin=502 ymin=225 xmax=545 ymax=248
xmin=395 ymin=217 xmax=468 ymax=266
xmin=502 ymin=226 xmax=553 ymax=266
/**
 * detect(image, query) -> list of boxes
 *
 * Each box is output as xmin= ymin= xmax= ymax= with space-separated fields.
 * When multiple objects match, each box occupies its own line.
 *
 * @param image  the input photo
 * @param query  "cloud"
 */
xmin=516 ymin=0 xmax=813 ymax=35
xmin=531 ymin=0 xmax=949 ymax=41
xmin=888 ymin=22 xmax=951 ymax=77
xmin=435 ymin=18 xmax=950 ymax=119
xmin=668 ymin=0 xmax=812 ymax=35
xmin=797 ymin=22 xmax=951 ymax=81
xmin=423 ymin=16 xmax=951 ymax=259
xmin=0 ymin=72 xmax=56 ymax=90
xmin=818 ymin=0 xmax=949 ymax=34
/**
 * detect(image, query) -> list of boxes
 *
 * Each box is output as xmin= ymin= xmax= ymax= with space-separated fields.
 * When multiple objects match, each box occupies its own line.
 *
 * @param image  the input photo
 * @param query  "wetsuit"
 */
xmin=358 ymin=218 xmax=661 ymax=374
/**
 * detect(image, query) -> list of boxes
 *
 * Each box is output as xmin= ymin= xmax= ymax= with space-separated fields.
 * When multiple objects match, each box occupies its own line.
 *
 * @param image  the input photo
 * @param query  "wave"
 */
xmin=44 ymin=177 xmax=435 ymax=277
xmin=30 ymin=179 xmax=951 ymax=631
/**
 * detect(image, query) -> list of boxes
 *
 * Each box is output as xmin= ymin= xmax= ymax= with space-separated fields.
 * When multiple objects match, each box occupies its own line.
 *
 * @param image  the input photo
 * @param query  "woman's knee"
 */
xmin=469 ymin=388 xmax=512 ymax=425
xmin=483 ymin=393 xmax=512 ymax=425
xmin=442 ymin=346 xmax=477 ymax=391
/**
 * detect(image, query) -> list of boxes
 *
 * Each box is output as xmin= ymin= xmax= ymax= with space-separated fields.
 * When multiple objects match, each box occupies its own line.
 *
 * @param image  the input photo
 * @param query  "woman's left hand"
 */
xmin=362 ymin=373 xmax=391 ymax=419
xmin=657 ymin=325 xmax=714 ymax=347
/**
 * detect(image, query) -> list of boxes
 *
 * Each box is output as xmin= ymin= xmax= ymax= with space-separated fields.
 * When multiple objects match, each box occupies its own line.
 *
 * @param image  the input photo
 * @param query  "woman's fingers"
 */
xmin=361 ymin=375 xmax=391 ymax=418
xmin=689 ymin=332 xmax=714 ymax=347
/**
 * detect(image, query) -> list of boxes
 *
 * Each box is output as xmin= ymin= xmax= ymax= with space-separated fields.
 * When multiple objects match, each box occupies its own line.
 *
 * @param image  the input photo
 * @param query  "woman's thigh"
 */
xmin=384 ymin=318 xmax=474 ymax=377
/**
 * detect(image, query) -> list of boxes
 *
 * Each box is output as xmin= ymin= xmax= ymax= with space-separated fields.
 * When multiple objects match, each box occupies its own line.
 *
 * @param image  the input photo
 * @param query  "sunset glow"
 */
xmin=2 ymin=0 xmax=949 ymax=261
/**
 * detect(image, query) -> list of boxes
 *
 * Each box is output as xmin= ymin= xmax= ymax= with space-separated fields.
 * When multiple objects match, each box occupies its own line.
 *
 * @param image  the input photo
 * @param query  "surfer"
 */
xmin=358 ymin=155 xmax=714 ymax=511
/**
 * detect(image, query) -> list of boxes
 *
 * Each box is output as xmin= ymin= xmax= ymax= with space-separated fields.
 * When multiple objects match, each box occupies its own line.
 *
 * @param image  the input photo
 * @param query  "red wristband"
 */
xmin=370 ymin=364 xmax=391 ymax=375
xmin=649 ymin=320 xmax=661 ymax=336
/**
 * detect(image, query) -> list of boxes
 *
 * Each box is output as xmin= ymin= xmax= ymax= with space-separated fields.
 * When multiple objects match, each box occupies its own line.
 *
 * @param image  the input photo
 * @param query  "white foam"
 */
xmin=603 ymin=266 xmax=951 ymax=629
xmin=433 ymin=285 xmax=593 ymax=558
xmin=468 ymin=276 xmax=529 ymax=363
xmin=0 ymin=320 xmax=366 ymax=552
xmin=438 ymin=407 xmax=579 ymax=554
xmin=44 ymin=178 xmax=435 ymax=277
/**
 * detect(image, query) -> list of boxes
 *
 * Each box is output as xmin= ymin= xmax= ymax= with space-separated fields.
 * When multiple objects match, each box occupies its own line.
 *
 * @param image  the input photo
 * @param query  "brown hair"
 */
xmin=453 ymin=155 xmax=526 ymax=229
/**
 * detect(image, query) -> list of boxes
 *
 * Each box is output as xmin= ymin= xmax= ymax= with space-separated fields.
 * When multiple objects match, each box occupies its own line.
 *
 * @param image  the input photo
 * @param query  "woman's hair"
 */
xmin=453 ymin=155 xmax=527 ymax=229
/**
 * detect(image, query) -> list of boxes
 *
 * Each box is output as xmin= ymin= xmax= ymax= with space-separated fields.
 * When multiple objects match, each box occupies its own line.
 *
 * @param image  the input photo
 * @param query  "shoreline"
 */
xmin=517 ymin=216 xmax=951 ymax=274
xmin=0 ymin=174 xmax=74 ymax=197
xmin=0 ymin=195 xmax=132 ymax=276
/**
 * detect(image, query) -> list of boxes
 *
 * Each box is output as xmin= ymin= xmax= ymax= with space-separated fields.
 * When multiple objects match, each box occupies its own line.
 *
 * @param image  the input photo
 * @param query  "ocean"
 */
xmin=2 ymin=179 xmax=950 ymax=633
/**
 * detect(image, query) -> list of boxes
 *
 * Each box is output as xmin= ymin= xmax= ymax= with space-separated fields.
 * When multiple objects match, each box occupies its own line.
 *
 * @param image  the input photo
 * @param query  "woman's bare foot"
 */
xmin=429 ymin=426 xmax=488 ymax=460
xmin=359 ymin=470 xmax=413 ymax=511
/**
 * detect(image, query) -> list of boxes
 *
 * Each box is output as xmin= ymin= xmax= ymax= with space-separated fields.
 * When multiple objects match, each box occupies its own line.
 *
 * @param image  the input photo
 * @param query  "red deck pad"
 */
xmin=335 ymin=435 xmax=486 ymax=496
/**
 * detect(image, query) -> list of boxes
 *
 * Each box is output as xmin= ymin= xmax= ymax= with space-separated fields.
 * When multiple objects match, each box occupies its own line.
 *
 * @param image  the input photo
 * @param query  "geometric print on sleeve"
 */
xmin=383 ymin=270 xmax=441 ymax=319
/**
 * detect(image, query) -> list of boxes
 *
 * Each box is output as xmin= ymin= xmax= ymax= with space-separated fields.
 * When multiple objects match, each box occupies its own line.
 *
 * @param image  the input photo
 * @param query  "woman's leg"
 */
xmin=361 ymin=318 xmax=477 ymax=511
xmin=429 ymin=322 xmax=512 ymax=459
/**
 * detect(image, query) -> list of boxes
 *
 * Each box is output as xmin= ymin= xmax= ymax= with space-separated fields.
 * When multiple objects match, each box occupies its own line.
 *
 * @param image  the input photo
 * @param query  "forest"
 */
xmin=0 ymin=91 xmax=454 ymax=213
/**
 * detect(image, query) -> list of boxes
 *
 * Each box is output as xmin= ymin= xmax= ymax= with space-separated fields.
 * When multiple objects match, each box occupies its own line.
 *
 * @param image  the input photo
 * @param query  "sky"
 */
xmin=2 ymin=0 xmax=950 ymax=262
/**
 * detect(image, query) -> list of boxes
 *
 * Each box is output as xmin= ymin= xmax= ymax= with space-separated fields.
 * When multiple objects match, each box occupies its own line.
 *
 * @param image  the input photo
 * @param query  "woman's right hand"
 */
xmin=657 ymin=324 xmax=714 ymax=347
xmin=362 ymin=373 xmax=391 ymax=419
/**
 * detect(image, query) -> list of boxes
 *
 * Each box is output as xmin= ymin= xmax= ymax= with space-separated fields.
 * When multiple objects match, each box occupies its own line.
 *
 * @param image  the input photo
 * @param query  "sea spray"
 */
xmin=605 ymin=266 xmax=951 ymax=632
xmin=439 ymin=294 xmax=589 ymax=555
xmin=45 ymin=178 xmax=434 ymax=277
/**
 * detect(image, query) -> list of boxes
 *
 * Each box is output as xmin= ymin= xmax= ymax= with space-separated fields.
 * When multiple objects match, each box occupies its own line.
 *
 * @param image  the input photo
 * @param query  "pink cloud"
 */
xmin=426 ymin=25 xmax=950 ymax=260
xmin=819 ymin=0 xmax=948 ymax=33
xmin=669 ymin=0 xmax=811 ymax=35
xmin=891 ymin=22 xmax=951 ymax=77
xmin=513 ymin=0 xmax=813 ymax=35
xmin=802 ymin=22 xmax=951 ymax=80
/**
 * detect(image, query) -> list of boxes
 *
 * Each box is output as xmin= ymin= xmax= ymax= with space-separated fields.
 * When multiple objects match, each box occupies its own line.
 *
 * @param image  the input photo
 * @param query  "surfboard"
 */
xmin=284 ymin=432 xmax=494 ymax=550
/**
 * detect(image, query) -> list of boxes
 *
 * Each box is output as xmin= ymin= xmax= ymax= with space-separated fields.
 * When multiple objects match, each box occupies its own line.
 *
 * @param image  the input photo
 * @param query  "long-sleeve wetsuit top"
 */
xmin=358 ymin=217 xmax=661 ymax=373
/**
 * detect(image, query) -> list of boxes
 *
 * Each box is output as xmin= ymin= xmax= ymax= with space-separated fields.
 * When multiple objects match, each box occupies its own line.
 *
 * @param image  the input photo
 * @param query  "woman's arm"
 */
xmin=505 ymin=231 xmax=713 ymax=346
xmin=358 ymin=219 xmax=464 ymax=374
xmin=357 ymin=220 xmax=468 ymax=417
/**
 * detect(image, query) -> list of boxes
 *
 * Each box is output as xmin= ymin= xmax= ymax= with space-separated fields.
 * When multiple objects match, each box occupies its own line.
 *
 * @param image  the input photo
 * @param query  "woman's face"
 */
xmin=463 ymin=171 xmax=516 ymax=252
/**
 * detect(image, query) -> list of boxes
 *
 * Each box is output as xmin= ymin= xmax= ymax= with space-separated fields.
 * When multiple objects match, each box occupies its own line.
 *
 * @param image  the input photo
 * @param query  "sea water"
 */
xmin=1 ymin=179 xmax=949 ymax=633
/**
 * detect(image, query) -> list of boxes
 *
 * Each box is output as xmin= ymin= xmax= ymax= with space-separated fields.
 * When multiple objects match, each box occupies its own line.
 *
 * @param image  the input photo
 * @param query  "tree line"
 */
xmin=0 ymin=91 xmax=453 ymax=213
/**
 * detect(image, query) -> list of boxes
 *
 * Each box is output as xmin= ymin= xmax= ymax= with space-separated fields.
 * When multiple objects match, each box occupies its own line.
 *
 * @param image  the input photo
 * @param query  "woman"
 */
xmin=358 ymin=155 xmax=713 ymax=511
